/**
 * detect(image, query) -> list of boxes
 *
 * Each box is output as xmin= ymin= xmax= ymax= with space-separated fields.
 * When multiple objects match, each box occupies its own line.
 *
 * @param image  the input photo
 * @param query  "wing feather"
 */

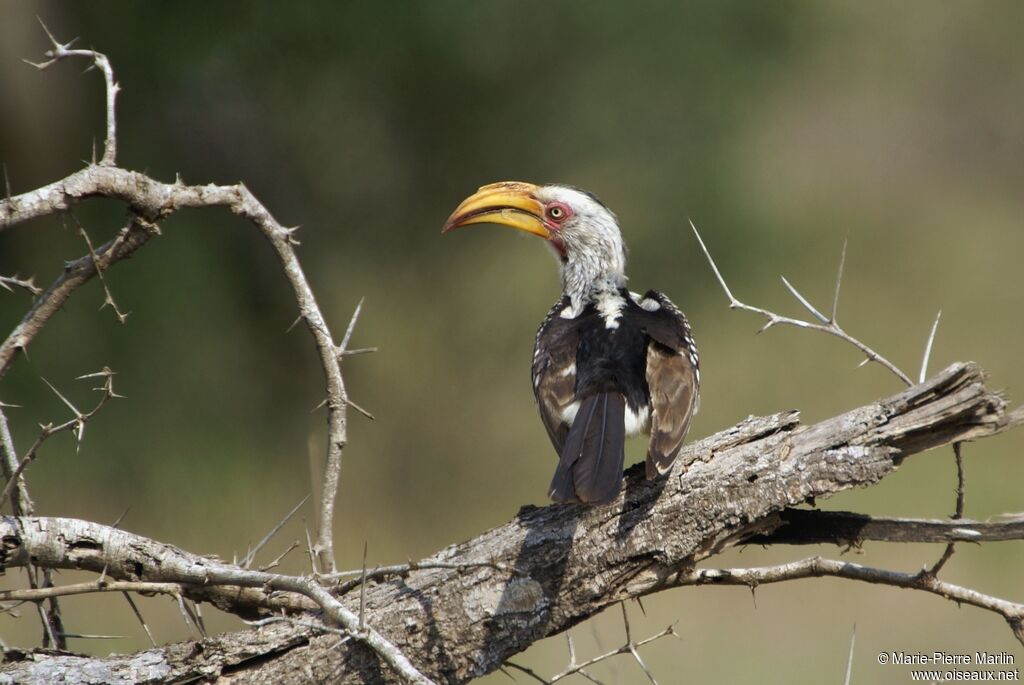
xmin=638 ymin=291 xmax=699 ymax=478
xmin=532 ymin=298 xmax=578 ymax=454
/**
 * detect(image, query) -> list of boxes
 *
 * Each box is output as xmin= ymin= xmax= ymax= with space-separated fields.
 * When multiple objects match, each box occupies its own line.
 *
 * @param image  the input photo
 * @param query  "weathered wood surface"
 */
xmin=0 ymin=362 xmax=1018 ymax=684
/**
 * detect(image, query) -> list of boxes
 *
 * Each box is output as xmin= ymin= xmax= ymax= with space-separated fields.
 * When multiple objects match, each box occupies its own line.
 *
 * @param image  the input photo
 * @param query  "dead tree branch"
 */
xmin=0 ymin=28 xmax=410 ymax=682
xmin=742 ymin=507 xmax=1024 ymax=546
xmin=1 ymin=363 xmax=1021 ymax=683
xmin=690 ymin=222 xmax=915 ymax=385
xmin=3 ymin=27 xmax=1023 ymax=685
xmin=677 ymin=556 xmax=1024 ymax=643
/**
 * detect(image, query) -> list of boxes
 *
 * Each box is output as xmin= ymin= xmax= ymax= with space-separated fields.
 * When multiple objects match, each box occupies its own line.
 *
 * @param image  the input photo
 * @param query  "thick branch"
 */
xmin=1 ymin=363 xmax=1019 ymax=683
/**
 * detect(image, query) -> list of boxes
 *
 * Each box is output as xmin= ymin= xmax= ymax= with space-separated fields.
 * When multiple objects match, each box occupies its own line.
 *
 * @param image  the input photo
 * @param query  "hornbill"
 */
xmin=443 ymin=182 xmax=699 ymax=505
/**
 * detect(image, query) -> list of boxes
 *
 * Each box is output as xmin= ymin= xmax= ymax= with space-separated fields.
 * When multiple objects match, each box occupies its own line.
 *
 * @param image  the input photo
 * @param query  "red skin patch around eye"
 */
xmin=542 ymin=202 xmax=572 ymax=259
xmin=543 ymin=202 xmax=573 ymax=228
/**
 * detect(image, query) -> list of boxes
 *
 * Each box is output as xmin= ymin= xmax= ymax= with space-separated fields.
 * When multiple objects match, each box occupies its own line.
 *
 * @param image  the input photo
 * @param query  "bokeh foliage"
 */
xmin=0 ymin=2 xmax=1021 ymax=682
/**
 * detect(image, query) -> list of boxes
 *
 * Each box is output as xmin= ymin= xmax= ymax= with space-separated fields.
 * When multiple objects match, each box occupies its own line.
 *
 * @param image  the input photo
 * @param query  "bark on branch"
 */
xmin=1 ymin=362 xmax=1019 ymax=684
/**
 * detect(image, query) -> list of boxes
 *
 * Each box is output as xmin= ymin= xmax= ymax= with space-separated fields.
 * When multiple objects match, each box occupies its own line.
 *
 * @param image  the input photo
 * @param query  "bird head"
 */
xmin=443 ymin=182 xmax=627 ymax=300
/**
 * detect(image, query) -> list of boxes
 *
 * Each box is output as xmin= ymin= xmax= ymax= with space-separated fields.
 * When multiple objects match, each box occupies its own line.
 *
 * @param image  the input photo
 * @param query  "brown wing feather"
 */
xmin=645 ymin=344 xmax=698 ymax=477
xmin=639 ymin=291 xmax=699 ymax=478
xmin=532 ymin=298 xmax=578 ymax=455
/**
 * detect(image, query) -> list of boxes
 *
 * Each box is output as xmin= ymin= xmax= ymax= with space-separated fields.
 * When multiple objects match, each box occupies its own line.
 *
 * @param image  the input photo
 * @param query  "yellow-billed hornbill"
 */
xmin=443 ymin=182 xmax=699 ymax=505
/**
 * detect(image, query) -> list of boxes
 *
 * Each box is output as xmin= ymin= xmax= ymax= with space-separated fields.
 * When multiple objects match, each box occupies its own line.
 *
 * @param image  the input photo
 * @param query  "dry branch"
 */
xmin=1 ymin=362 xmax=1020 ymax=683
xmin=743 ymin=507 xmax=1024 ymax=546
xmin=0 ymin=30 xmax=406 ymax=680
xmin=3 ymin=27 xmax=1023 ymax=685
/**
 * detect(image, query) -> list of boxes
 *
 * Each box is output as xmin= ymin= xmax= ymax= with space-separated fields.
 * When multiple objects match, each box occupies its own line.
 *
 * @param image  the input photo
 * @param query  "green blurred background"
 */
xmin=1 ymin=2 xmax=1022 ymax=682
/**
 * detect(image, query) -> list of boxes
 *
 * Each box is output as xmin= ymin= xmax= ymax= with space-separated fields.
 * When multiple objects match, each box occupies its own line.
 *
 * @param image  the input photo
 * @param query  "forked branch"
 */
xmin=689 ymin=221 xmax=917 ymax=385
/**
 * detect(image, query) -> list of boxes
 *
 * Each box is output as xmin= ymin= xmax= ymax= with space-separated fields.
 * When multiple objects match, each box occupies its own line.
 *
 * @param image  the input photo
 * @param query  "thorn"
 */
xmin=3 ymin=163 xmax=11 ymax=201
xmin=345 ymin=397 xmax=375 ymax=420
xmin=311 ymin=397 xmax=328 ymax=413
xmin=338 ymin=297 xmax=365 ymax=354
xmin=780 ymin=275 xmax=829 ymax=324
xmin=241 ymin=494 xmax=309 ymax=569
xmin=57 ymin=632 xmax=126 ymax=640
xmin=620 ymin=601 xmax=632 ymax=641
xmin=304 ymin=527 xmax=319 ymax=576
xmin=689 ymin=218 xmax=737 ymax=305
xmin=749 ymin=584 xmax=758 ymax=609
xmin=635 ymin=596 xmax=647 ymax=617
xmin=918 ymin=310 xmax=942 ymax=383
xmin=41 ymin=377 xmax=81 ymax=417
xmin=36 ymin=16 xmax=62 ymax=50
xmin=76 ymin=367 xmax=115 ymax=380
xmin=122 ymin=592 xmax=156 ymax=647
xmin=110 ymin=505 xmax=130 ymax=528
xmin=339 ymin=346 xmax=378 ymax=357
xmin=844 ymin=623 xmax=856 ymax=685
xmin=359 ymin=541 xmax=368 ymax=633
xmin=830 ymin=238 xmax=847 ymax=322
xmin=285 ymin=314 xmax=303 ymax=334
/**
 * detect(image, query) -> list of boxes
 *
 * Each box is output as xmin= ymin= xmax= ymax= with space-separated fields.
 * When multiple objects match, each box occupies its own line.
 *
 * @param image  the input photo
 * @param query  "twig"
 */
xmin=504 ymin=615 xmax=676 ymax=684
xmin=0 ymin=406 xmax=33 ymax=514
xmin=0 ymin=580 xmax=183 ymax=603
xmin=70 ymin=214 xmax=129 ymax=323
xmin=677 ymin=556 xmax=1024 ymax=645
xmin=0 ymin=370 xmax=119 ymax=510
xmin=689 ymin=220 xmax=913 ymax=385
xmin=26 ymin=18 xmax=119 ymax=165
xmin=0 ymin=275 xmax=41 ymax=296
xmin=259 ymin=540 xmax=300 ymax=573
xmin=4 ymin=42 xmax=354 ymax=574
xmin=924 ymin=442 xmax=966 ymax=577
xmin=0 ymin=216 xmax=156 ymax=379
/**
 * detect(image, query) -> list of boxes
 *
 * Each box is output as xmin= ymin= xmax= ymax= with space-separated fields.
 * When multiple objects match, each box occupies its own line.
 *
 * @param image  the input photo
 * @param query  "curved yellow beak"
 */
xmin=441 ymin=181 xmax=550 ymax=239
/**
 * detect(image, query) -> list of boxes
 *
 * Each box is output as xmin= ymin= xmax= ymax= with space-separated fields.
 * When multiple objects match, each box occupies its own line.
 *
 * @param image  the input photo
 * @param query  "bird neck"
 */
xmin=559 ymin=243 xmax=627 ymax=316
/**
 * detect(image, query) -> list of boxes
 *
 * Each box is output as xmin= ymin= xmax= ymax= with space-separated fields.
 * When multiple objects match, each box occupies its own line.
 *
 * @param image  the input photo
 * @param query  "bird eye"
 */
xmin=546 ymin=204 xmax=569 ymax=222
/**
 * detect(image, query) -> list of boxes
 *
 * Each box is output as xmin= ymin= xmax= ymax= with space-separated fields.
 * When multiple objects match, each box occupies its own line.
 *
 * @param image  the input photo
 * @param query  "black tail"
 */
xmin=549 ymin=393 xmax=626 ymax=505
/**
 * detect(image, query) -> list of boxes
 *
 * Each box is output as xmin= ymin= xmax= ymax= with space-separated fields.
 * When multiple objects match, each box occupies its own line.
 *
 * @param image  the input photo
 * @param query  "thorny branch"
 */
xmin=678 ymin=556 xmax=1024 ymax=644
xmin=25 ymin=18 xmax=119 ymax=166
xmin=690 ymin=221 xmax=923 ymax=386
xmin=504 ymin=607 xmax=678 ymax=685
xmin=0 ymin=23 xmax=1021 ymax=685
xmin=924 ymin=442 xmax=966 ymax=578
xmin=0 ymin=369 xmax=120 ymax=511
xmin=0 ymin=25 xmax=427 ymax=685
xmin=0 ymin=275 xmax=41 ymax=296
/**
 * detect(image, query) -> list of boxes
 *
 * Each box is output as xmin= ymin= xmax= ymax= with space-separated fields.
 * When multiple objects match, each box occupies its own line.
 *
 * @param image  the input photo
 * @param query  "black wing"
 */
xmin=531 ymin=297 xmax=578 ymax=455
xmin=634 ymin=290 xmax=700 ymax=478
